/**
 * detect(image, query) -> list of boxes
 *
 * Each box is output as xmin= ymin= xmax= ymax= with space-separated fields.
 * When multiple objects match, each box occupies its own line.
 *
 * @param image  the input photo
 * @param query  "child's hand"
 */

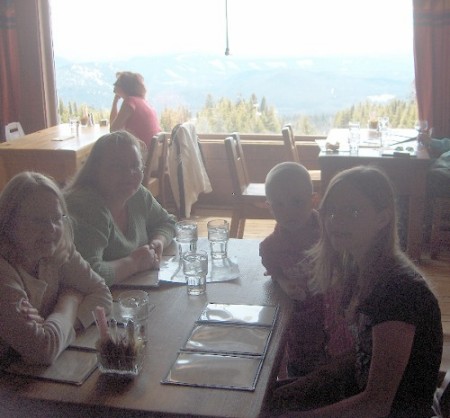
xmin=16 ymin=298 xmax=45 ymax=324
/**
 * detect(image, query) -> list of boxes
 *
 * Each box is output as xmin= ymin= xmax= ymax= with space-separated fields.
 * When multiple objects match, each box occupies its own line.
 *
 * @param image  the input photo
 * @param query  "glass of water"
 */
xmin=207 ymin=219 xmax=229 ymax=260
xmin=182 ymin=250 xmax=208 ymax=296
xmin=175 ymin=220 xmax=198 ymax=256
xmin=348 ymin=121 xmax=360 ymax=154
xmin=117 ymin=290 xmax=153 ymax=343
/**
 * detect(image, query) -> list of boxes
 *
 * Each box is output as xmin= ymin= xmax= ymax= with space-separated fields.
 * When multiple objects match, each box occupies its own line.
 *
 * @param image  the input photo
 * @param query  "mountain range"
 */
xmin=54 ymin=53 xmax=415 ymax=117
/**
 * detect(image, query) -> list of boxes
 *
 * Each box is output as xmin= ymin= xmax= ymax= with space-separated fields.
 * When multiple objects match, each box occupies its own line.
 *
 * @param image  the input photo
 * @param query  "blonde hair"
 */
xmin=65 ymin=130 xmax=145 ymax=193
xmin=265 ymin=162 xmax=313 ymax=200
xmin=114 ymin=71 xmax=147 ymax=98
xmin=0 ymin=172 xmax=73 ymax=265
xmin=308 ymin=166 xmax=413 ymax=314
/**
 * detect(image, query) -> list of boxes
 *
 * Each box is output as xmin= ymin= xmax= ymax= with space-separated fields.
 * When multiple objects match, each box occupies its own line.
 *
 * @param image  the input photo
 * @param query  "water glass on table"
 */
xmin=207 ymin=219 xmax=229 ymax=259
xmin=182 ymin=250 xmax=208 ymax=296
xmin=117 ymin=290 xmax=153 ymax=343
xmin=69 ymin=117 xmax=80 ymax=135
xmin=378 ymin=116 xmax=390 ymax=147
xmin=348 ymin=121 xmax=360 ymax=154
xmin=175 ymin=220 xmax=198 ymax=257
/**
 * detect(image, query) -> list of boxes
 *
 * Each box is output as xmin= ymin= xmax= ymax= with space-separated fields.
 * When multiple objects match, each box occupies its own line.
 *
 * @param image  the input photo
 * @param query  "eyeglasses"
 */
xmin=322 ymin=207 xmax=362 ymax=221
xmin=108 ymin=164 xmax=144 ymax=176
xmin=20 ymin=214 xmax=67 ymax=229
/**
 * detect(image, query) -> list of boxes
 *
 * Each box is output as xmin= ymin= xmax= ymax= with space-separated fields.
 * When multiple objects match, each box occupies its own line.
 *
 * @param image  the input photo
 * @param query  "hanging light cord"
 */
xmin=225 ymin=0 xmax=230 ymax=55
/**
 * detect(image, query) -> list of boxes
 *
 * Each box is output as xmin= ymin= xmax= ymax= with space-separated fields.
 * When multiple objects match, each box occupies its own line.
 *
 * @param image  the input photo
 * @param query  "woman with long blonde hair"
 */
xmin=271 ymin=166 xmax=442 ymax=417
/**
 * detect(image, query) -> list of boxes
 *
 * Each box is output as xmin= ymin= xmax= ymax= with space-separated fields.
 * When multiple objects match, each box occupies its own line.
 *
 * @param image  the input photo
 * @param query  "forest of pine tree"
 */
xmin=58 ymin=94 xmax=418 ymax=135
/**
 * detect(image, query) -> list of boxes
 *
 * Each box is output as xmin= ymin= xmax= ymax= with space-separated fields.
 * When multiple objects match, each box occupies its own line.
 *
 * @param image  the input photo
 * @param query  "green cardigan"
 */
xmin=66 ymin=185 xmax=176 ymax=286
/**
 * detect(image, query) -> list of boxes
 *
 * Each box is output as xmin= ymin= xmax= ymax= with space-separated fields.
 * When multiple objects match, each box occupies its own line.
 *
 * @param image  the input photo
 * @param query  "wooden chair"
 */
xmin=281 ymin=124 xmax=321 ymax=193
xmin=281 ymin=124 xmax=300 ymax=163
xmin=430 ymin=197 xmax=450 ymax=259
xmin=167 ymin=123 xmax=212 ymax=219
xmin=4 ymin=122 xmax=25 ymax=140
xmin=224 ymin=132 xmax=272 ymax=238
xmin=142 ymin=132 xmax=169 ymax=206
xmin=433 ymin=369 xmax=450 ymax=417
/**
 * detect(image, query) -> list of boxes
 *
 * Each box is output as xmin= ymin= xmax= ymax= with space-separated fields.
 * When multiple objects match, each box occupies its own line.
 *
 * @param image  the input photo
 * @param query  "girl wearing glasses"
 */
xmin=271 ymin=166 xmax=442 ymax=417
xmin=0 ymin=172 xmax=112 ymax=365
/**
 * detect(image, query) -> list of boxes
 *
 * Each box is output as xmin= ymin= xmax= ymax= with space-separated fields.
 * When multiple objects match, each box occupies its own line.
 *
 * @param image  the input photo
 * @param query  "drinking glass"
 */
xmin=175 ymin=220 xmax=198 ymax=257
xmin=207 ymin=219 xmax=229 ymax=259
xmin=348 ymin=122 xmax=360 ymax=154
xmin=378 ymin=116 xmax=390 ymax=147
xmin=117 ymin=290 xmax=154 ymax=343
xmin=69 ymin=117 xmax=80 ymax=135
xmin=182 ymin=250 xmax=208 ymax=296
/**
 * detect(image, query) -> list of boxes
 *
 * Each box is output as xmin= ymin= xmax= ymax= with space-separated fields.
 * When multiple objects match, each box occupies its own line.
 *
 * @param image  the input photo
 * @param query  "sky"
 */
xmin=50 ymin=0 xmax=413 ymax=62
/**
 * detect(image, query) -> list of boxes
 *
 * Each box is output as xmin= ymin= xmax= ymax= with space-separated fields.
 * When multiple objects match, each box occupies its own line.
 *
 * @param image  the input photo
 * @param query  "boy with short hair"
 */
xmin=260 ymin=162 xmax=353 ymax=377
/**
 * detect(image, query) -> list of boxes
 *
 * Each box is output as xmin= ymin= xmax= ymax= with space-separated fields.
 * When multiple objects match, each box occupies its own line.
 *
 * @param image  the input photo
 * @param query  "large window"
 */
xmin=50 ymin=0 xmax=415 ymax=134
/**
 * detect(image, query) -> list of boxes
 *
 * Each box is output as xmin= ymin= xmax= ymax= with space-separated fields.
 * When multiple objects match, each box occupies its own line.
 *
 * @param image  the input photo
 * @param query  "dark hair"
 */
xmin=114 ymin=71 xmax=147 ymax=98
xmin=64 ymin=130 xmax=145 ymax=192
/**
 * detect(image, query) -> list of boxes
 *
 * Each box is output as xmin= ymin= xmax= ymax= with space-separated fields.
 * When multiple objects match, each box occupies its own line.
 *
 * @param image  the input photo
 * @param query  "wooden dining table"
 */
xmin=0 ymin=123 xmax=109 ymax=189
xmin=318 ymin=128 xmax=431 ymax=261
xmin=0 ymin=238 xmax=292 ymax=418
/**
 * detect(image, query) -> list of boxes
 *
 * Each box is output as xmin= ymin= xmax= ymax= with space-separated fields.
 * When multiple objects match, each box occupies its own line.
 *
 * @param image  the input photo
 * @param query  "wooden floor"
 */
xmin=190 ymin=207 xmax=450 ymax=371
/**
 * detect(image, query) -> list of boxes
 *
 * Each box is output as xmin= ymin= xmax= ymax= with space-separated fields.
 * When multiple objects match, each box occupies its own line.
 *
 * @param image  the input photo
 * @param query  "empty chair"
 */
xmin=142 ymin=132 xmax=169 ymax=206
xmin=4 ymin=122 xmax=25 ymax=140
xmin=224 ymin=132 xmax=272 ymax=238
xmin=281 ymin=124 xmax=321 ymax=193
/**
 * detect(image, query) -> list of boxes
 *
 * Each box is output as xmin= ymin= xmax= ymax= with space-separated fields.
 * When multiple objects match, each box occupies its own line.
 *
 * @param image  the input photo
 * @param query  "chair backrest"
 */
xmin=224 ymin=135 xmax=250 ymax=197
xmin=5 ymin=122 xmax=25 ymax=140
xmin=168 ymin=123 xmax=212 ymax=218
xmin=282 ymin=124 xmax=300 ymax=162
xmin=142 ymin=132 xmax=168 ymax=197
xmin=433 ymin=369 xmax=450 ymax=418
xmin=230 ymin=132 xmax=250 ymax=185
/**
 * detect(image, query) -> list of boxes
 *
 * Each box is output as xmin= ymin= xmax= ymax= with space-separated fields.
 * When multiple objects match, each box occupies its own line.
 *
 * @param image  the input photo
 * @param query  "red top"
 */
xmin=124 ymin=96 xmax=161 ymax=148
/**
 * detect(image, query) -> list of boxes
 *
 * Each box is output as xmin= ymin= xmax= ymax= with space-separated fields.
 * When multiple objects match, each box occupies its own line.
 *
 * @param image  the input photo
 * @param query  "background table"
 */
xmin=319 ymin=129 xmax=431 ymax=261
xmin=0 ymin=124 xmax=109 ymax=189
xmin=0 ymin=239 xmax=292 ymax=418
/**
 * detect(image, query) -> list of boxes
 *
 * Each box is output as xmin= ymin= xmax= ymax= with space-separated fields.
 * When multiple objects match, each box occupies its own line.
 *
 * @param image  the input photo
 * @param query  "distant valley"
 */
xmin=54 ymin=53 xmax=415 ymax=117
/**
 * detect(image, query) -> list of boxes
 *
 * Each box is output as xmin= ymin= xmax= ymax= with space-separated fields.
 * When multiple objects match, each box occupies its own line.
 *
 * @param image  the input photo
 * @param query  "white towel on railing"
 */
xmin=168 ymin=122 xmax=212 ymax=218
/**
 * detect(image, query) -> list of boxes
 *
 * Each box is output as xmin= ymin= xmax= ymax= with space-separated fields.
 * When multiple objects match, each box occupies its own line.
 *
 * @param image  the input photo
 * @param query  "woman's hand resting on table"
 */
xmin=149 ymin=238 xmax=164 ymax=266
xmin=130 ymin=244 xmax=160 ymax=272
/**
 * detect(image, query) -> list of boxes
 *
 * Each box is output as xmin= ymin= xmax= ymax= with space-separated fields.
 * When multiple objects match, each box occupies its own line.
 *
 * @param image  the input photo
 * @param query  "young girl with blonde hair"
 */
xmin=271 ymin=165 xmax=442 ymax=417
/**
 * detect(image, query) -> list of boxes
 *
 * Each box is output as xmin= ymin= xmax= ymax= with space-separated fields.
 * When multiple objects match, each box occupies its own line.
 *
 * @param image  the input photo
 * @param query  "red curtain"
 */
xmin=0 ymin=0 xmax=20 ymax=141
xmin=413 ymin=0 xmax=450 ymax=138
xmin=0 ymin=0 xmax=57 ymax=140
